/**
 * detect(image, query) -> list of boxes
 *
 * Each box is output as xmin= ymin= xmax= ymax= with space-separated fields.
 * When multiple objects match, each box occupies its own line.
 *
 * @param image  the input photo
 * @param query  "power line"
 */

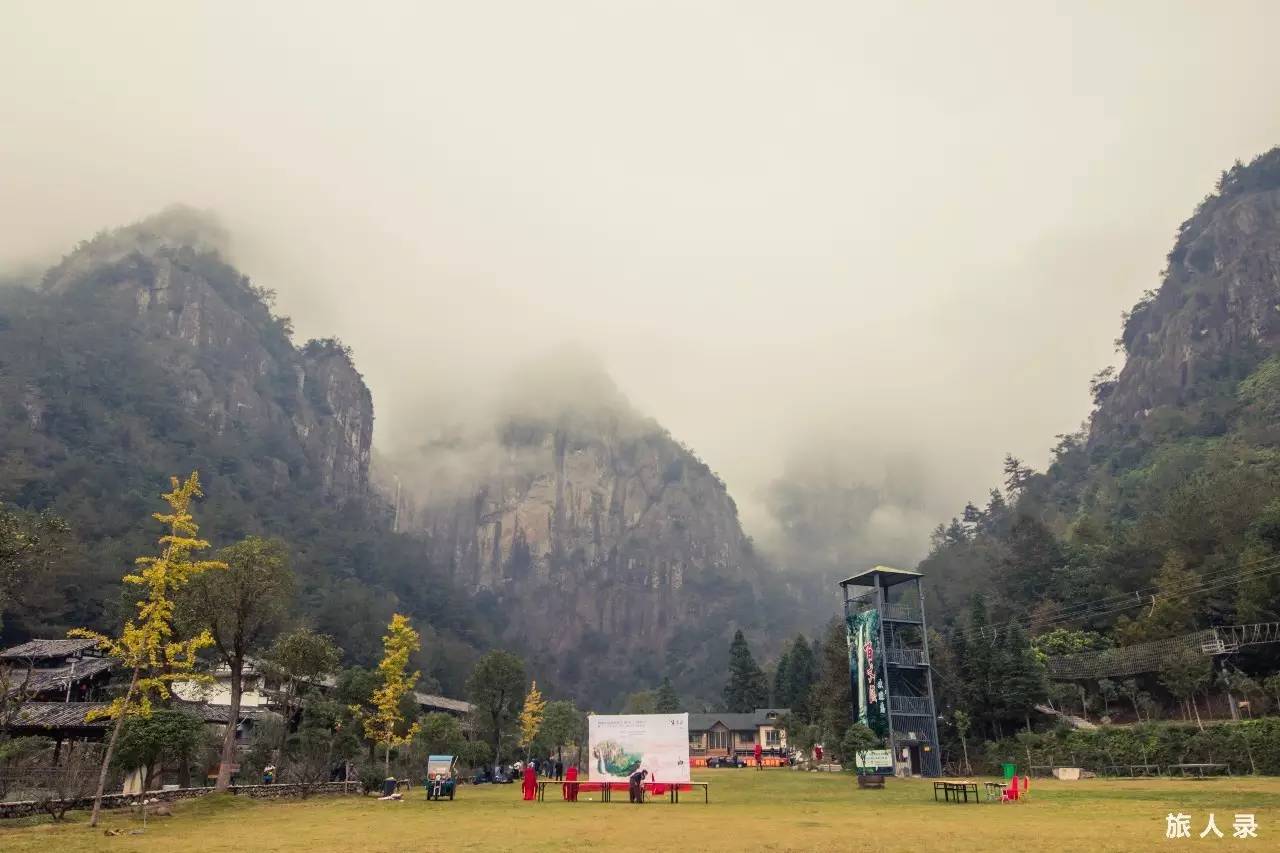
xmin=941 ymin=555 xmax=1280 ymax=643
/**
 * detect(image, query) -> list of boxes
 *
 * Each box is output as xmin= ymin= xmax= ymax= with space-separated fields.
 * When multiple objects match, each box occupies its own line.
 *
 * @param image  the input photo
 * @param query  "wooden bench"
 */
xmin=535 ymin=780 xmax=709 ymax=803
xmin=933 ymin=781 xmax=979 ymax=803
xmin=856 ymin=773 xmax=885 ymax=789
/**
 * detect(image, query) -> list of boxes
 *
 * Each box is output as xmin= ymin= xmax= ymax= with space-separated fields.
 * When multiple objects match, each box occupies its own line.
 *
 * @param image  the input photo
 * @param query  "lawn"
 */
xmin=1 ymin=770 xmax=1276 ymax=852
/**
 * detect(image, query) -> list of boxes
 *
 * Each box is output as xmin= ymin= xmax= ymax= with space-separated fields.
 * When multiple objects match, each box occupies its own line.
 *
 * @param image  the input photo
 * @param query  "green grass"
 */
xmin=2 ymin=770 xmax=1276 ymax=852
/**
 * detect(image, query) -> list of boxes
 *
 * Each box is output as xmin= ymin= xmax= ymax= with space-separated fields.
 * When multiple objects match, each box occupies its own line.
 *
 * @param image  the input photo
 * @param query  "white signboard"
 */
xmin=855 ymin=749 xmax=893 ymax=772
xmin=587 ymin=713 xmax=690 ymax=783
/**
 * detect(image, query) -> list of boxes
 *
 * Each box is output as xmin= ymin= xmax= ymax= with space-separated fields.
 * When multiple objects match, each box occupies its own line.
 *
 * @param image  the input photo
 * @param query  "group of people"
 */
xmin=520 ymin=760 xmax=580 ymax=801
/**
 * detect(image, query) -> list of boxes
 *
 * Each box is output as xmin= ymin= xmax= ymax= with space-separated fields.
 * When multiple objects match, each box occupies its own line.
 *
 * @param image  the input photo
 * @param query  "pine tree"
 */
xmin=70 ymin=472 xmax=226 ymax=827
xmin=963 ymin=595 xmax=998 ymax=737
xmin=772 ymin=647 xmax=792 ymax=707
xmin=364 ymin=613 xmax=422 ymax=774
xmin=808 ymin=618 xmax=853 ymax=748
xmin=655 ymin=677 xmax=681 ymax=713
xmin=782 ymin=634 xmax=817 ymax=721
xmin=722 ymin=629 xmax=768 ymax=712
xmin=1001 ymin=623 xmax=1048 ymax=731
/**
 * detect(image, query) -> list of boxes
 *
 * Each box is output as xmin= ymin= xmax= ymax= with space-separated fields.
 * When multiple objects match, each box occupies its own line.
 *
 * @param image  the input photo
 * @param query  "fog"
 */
xmin=5 ymin=1 xmax=1280 ymax=568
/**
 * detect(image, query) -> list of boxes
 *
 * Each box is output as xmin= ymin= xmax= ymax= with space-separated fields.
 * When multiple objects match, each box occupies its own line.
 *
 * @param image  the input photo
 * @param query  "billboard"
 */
xmin=854 ymin=749 xmax=893 ymax=774
xmin=847 ymin=608 xmax=888 ymax=738
xmin=587 ymin=713 xmax=690 ymax=783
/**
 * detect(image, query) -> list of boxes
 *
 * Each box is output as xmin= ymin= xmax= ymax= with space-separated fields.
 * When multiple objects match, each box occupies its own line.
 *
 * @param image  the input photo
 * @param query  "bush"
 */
xmin=359 ymin=766 xmax=385 ymax=795
xmin=977 ymin=718 xmax=1280 ymax=775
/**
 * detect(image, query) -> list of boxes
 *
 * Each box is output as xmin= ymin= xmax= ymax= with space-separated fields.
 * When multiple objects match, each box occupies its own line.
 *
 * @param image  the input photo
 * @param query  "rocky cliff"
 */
xmin=394 ymin=363 xmax=795 ymax=706
xmin=0 ymin=208 xmax=399 ymax=655
xmin=32 ymin=207 xmax=373 ymax=497
xmin=1092 ymin=151 xmax=1280 ymax=447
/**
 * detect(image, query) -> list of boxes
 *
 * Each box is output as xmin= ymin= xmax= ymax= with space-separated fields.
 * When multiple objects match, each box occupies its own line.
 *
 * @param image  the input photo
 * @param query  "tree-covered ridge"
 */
xmin=0 ymin=210 xmax=489 ymax=692
xmin=921 ymin=148 xmax=1280 ymax=725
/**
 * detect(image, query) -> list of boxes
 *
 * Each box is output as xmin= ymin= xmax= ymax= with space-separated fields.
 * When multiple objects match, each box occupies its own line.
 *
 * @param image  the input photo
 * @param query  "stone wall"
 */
xmin=0 ymin=781 xmax=359 ymax=820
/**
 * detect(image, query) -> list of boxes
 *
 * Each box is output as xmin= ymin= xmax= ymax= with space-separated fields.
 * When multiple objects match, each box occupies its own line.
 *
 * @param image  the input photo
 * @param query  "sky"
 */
xmin=5 ymin=1 xmax=1280 ymax=565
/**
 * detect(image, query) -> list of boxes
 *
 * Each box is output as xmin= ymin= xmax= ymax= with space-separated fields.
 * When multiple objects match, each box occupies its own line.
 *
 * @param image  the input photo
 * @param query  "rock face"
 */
xmin=36 ymin=207 xmax=373 ymax=497
xmin=1093 ymin=153 xmax=1280 ymax=445
xmin=396 ymin=369 xmax=775 ymax=705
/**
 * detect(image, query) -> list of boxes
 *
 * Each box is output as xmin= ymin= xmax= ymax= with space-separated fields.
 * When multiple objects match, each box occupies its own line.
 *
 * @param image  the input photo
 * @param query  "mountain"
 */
xmin=390 ymin=357 xmax=823 ymax=708
xmin=0 ymin=208 xmax=486 ymax=682
xmin=920 ymin=148 xmax=1280 ymax=638
xmin=1 ymin=209 xmax=820 ymax=706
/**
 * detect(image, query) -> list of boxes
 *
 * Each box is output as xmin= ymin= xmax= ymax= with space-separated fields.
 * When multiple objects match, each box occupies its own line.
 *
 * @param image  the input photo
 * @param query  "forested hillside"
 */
xmin=0 ymin=208 xmax=489 ymax=688
xmin=919 ymin=149 xmax=1280 ymax=736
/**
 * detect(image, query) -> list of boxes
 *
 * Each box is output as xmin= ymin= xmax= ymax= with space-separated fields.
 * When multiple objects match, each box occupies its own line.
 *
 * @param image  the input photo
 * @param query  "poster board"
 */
xmin=587 ymin=713 xmax=690 ymax=783
xmin=854 ymin=749 xmax=893 ymax=774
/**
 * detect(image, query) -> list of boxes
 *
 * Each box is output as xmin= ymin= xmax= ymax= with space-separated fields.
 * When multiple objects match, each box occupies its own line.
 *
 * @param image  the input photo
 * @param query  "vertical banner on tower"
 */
xmin=846 ymin=608 xmax=888 ymax=738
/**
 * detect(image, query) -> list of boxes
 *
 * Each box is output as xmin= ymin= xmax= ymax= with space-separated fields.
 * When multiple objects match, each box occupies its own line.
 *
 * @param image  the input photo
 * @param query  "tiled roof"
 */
xmin=4 ymin=657 xmax=118 ymax=694
xmin=688 ymin=708 xmax=790 ymax=732
xmin=11 ymin=702 xmax=111 ymax=729
xmin=1 ymin=638 xmax=101 ymax=660
xmin=414 ymin=691 xmax=473 ymax=714
xmin=178 ymin=702 xmax=277 ymax=724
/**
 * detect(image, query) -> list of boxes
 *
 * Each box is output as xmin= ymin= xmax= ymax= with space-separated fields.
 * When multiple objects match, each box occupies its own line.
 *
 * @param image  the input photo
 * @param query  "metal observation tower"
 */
xmin=839 ymin=566 xmax=942 ymax=777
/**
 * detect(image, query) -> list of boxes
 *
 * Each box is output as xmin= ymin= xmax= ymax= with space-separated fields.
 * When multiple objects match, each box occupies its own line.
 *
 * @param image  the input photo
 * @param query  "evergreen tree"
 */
xmin=808 ymin=618 xmax=853 ymax=749
xmin=963 ymin=595 xmax=999 ymax=737
xmin=772 ymin=647 xmax=792 ymax=708
xmin=655 ymin=677 xmax=682 ymax=713
xmin=781 ymin=634 xmax=817 ymax=721
xmin=1001 ymin=623 xmax=1048 ymax=731
xmin=722 ymin=629 xmax=768 ymax=712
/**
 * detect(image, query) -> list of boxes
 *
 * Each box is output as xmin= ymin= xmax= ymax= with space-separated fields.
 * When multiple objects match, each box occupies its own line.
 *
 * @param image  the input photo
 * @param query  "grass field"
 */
xmin=2 ymin=770 xmax=1276 ymax=852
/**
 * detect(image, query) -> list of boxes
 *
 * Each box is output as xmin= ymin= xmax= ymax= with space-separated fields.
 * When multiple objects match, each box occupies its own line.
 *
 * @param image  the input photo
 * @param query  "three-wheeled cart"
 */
xmin=424 ymin=755 xmax=458 ymax=801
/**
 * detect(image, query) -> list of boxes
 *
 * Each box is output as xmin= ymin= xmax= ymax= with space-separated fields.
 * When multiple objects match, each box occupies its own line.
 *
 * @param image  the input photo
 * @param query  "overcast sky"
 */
xmin=5 ymin=1 xmax=1280 ymax=562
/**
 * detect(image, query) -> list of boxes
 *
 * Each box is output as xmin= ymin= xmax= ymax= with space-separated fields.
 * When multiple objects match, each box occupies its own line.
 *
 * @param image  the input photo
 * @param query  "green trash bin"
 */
xmin=1001 ymin=763 xmax=1016 ymax=779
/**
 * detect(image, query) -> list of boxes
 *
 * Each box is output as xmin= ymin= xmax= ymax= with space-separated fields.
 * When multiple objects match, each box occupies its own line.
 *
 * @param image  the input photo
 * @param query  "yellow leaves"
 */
xmin=518 ymin=680 xmax=547 ymax=750
xmin=67 ymin=471 xmax=227 ymax=722
xmin=363 ymin=613 xmax=421 ymax=748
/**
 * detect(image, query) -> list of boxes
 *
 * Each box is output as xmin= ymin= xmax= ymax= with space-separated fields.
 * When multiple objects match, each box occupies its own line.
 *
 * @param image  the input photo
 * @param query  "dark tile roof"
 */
xmin=688 ymin=708 xmax=790 ymax=732
xmin=1 ymin=638 xmax=101 ymax=660
xmin=414 ymin=691 xmax=474 ymax=715
xmin=5 ymin=657 xmax=118 ymax=695
xmin=11 ymin=702 xmax=112 ymax=729
xmin=178 ymin=702 xmax=277 ymax=724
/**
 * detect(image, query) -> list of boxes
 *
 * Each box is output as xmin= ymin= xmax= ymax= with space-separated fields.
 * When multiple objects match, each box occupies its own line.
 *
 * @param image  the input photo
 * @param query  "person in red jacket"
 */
xmin=562 ymin=765 xmax=579 ymax=802
xmin=754 ymin=741 xmax=763 ymax=770
xmin=521 ymin=763 xmax=537 ymax=801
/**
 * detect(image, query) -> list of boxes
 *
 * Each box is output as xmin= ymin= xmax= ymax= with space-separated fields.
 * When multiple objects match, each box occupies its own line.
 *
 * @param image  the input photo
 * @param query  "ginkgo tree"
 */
xmin=363 ymin=613 xmax=422 ymax=775
xmin=518 ymin=680 xmax=547 ymax=760
xmin=71 ymin=472 xmax=226 ymax=827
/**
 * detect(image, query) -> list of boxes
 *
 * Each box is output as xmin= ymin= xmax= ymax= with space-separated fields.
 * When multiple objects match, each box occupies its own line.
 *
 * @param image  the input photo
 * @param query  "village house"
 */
xmin=687 ymin=708 xmax=790 ymax=766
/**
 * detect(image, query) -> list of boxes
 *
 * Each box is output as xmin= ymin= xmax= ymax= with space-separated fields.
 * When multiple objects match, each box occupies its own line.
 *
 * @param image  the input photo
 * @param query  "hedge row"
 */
xmin=976 ymin=718 xmax=1280 ymax=775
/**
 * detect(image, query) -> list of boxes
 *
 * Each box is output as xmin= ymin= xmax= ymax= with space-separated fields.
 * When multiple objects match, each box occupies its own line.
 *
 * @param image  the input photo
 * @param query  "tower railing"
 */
xmin=885 ymin=647 xmax=928 ymax=667
xmin=883 ymin=602 xmax=922 ymax=622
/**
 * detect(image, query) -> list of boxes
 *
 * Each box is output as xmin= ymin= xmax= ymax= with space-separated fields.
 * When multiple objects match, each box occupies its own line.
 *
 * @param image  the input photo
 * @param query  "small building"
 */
xmin=172 ymin=659 xmax=271 ymax=709
xmin=688 ymin=708 xmax=790 ymax=765
xmin=1 ymin=638 xmax=116 ymax=703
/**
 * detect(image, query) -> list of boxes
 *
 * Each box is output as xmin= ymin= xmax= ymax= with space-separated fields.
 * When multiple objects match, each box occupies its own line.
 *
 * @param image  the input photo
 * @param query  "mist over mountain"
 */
xmin=920 ymin=148 xmax=1280 ymax=636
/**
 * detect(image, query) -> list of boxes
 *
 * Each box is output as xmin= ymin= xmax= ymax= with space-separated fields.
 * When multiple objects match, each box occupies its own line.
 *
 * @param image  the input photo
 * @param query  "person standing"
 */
xmin=522 ymin=763 xmax=537 ymax=801
xmin=754 ymin=741 xmax=763 ymax=770
xmin=562 ymin=764 xmax=579 ymax=802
